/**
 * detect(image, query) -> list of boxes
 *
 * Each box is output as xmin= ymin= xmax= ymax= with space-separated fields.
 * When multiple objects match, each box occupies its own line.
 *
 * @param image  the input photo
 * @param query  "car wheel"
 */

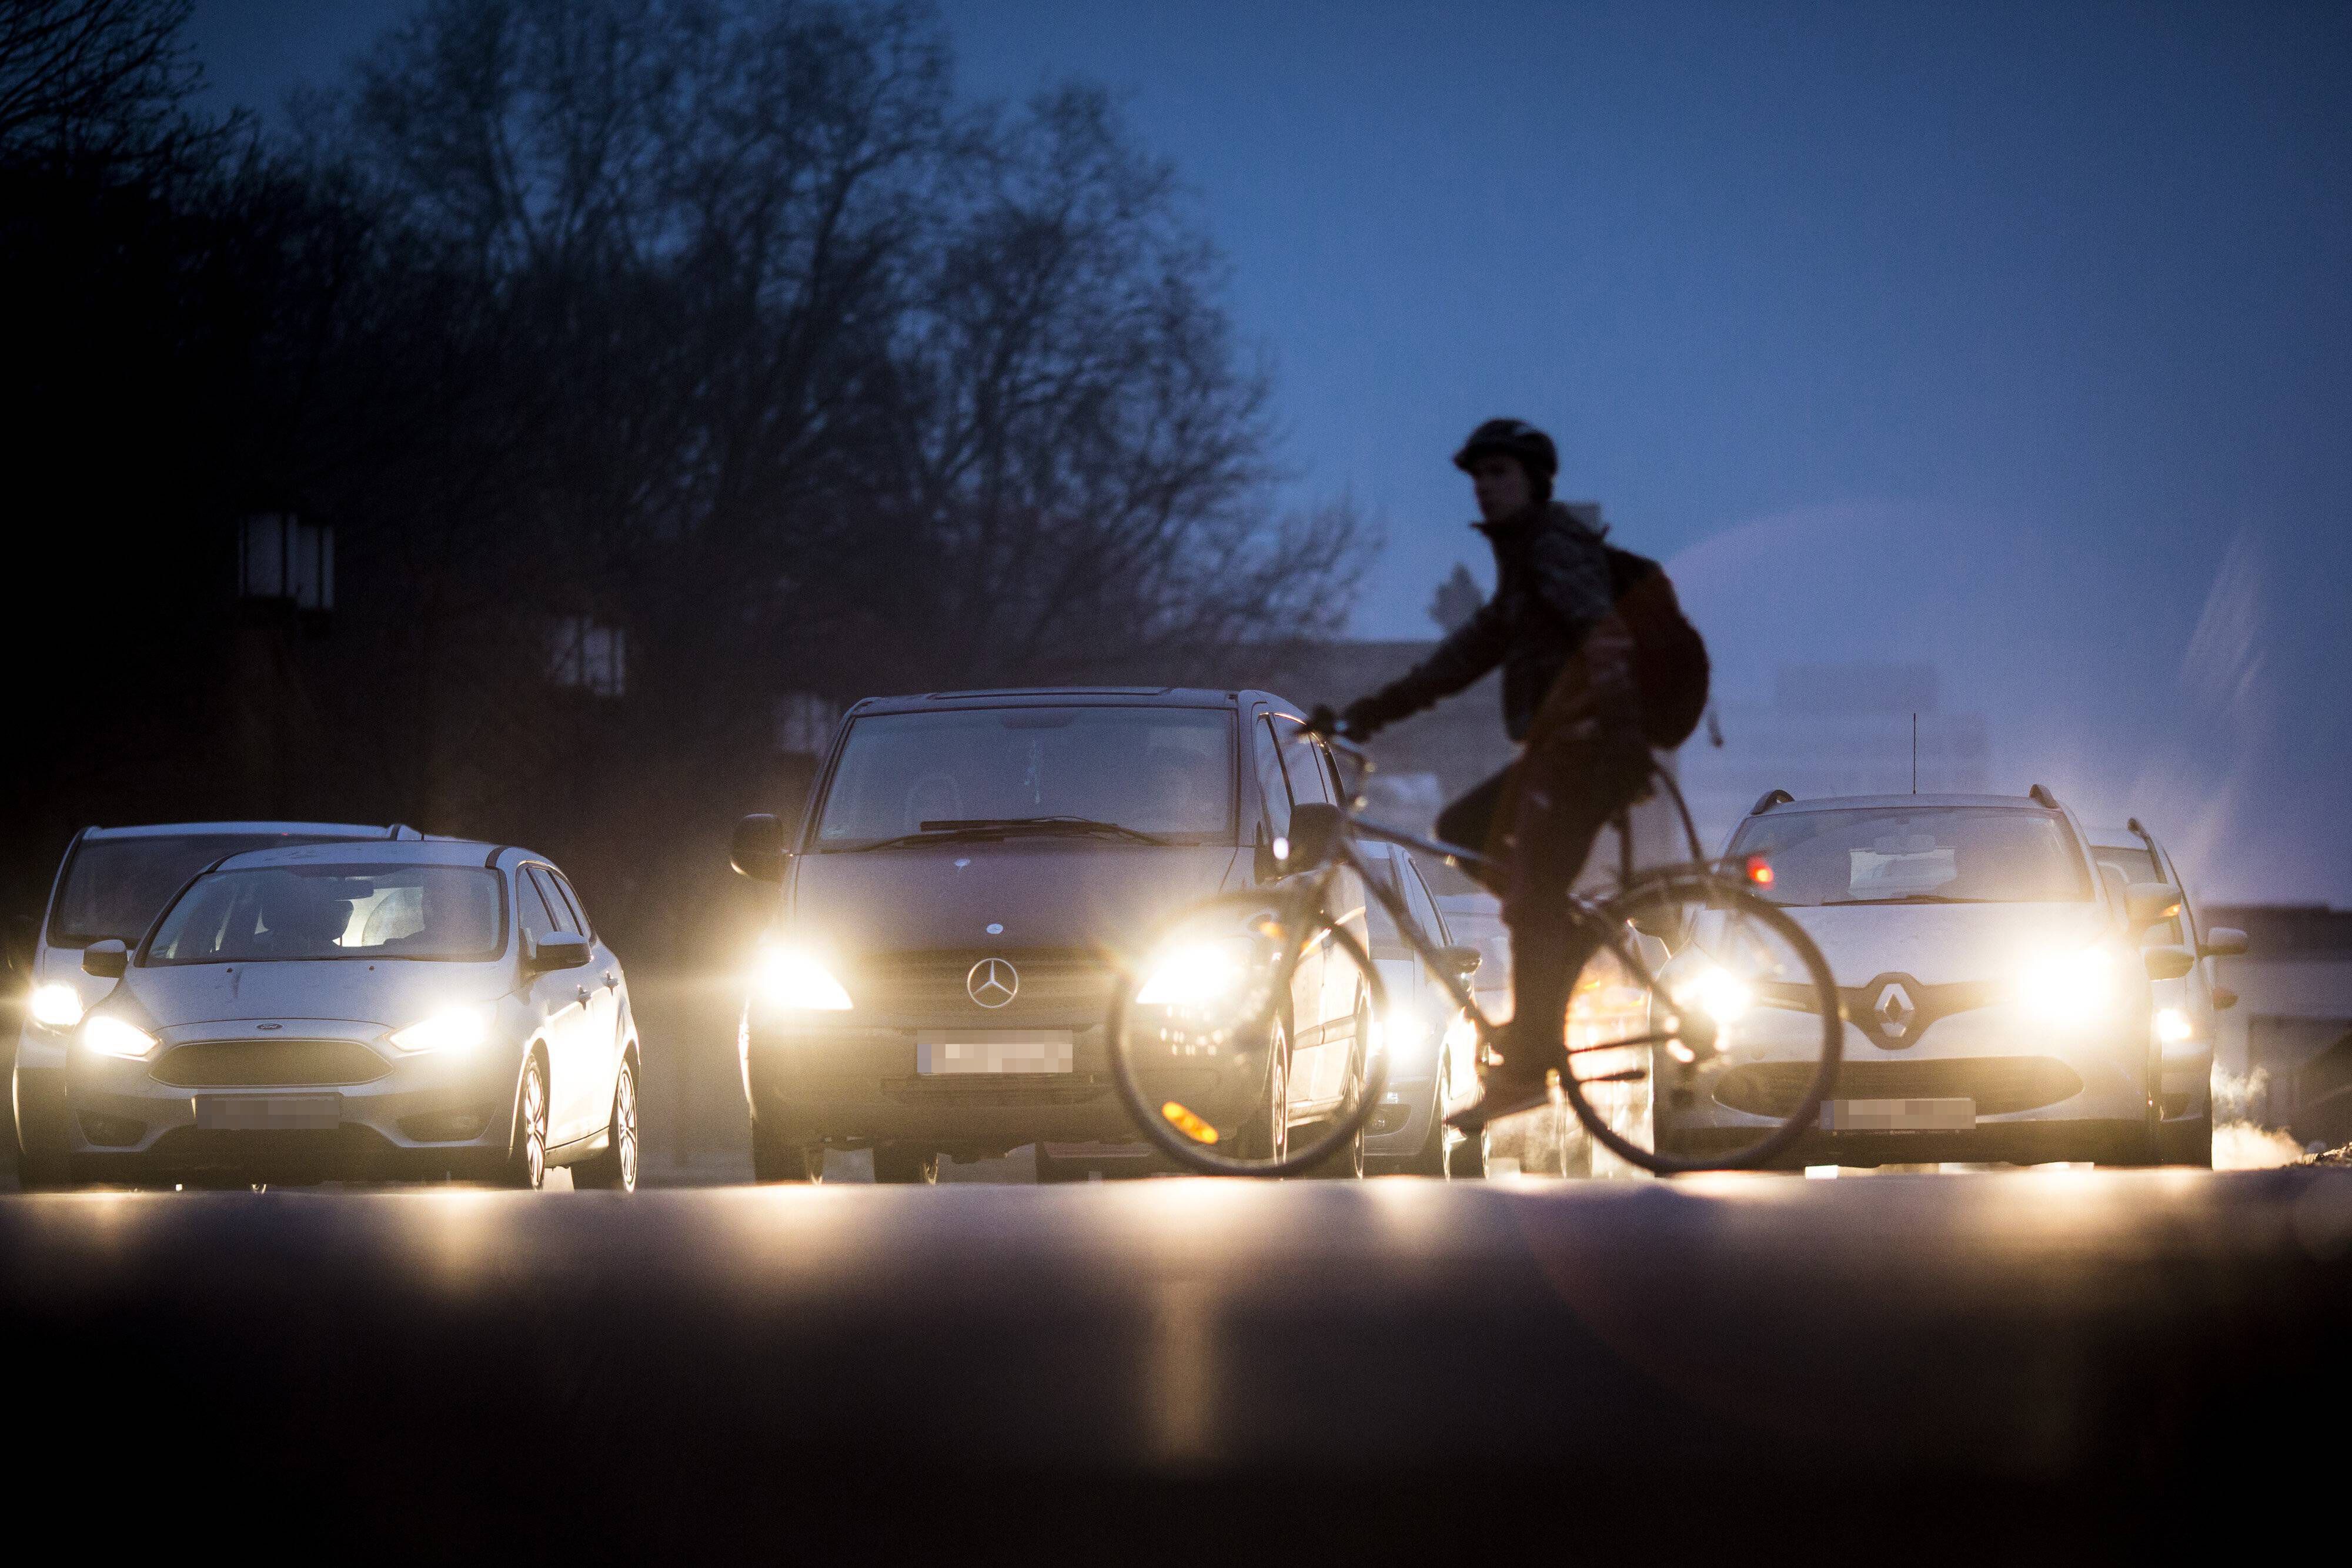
xmin=2159 ymin=1115 xmax=2214 ymax=1168
xmin=1230 ymin=1017 xmax=1291 ymax=1168
xmin=1388 ymin=1084 xmax=1451 ymax=1176
xmin=1444 ymin=1123 xmax=1491 ymax=1180
xmin=571 ymin=1058 xmax=640 ymax=1192
xmin=500 ymin=1056 xmax=549 ymax=1190
xmin=1302 ymin=1001 xmax=1370 ymax=1179
xmin=872 ymin=1144 xmax=940 ymax=1184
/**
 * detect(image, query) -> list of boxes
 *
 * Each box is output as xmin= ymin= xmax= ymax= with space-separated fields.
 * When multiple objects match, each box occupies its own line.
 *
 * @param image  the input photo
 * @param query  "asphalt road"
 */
xmin=3 ymin=1169 xmax=2344 ymax=1557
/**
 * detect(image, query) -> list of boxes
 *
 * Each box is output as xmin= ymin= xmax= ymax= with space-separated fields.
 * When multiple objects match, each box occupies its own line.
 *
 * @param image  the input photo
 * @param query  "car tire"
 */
xmin=872 ymin=1144 xmax=940 ymax=1184
xmin=2159 ymin=1115 xmax=2214 ymax=1169
xmin=1386 ymin=1085 xmax=1451 ymax=1176
xmin=1444 ymin=1123 xmax=1491 ymax=1180
xmin=1229 ymin=1016 xmax=1291 ymax=1168
xmin=1301 ymin=1000 xmax=1371 ymax=1179
xmin=571 ymin=1057 xmax=640 ymax=1192
xmin=751 ymin=1124 xmax=827 ymax=1183
xmin=500 ymin=1056 xmax=549 ymax=1191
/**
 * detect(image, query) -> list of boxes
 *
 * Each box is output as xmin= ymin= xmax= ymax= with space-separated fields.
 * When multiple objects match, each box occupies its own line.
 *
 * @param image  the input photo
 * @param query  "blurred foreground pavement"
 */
xmin=1 ymin=1171 xmax=2346 ymax=1557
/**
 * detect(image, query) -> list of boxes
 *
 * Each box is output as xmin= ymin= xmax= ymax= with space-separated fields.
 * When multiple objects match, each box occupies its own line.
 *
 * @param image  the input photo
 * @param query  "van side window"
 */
xmin=1401 ymin=857 xmax=1445 ymax=944
xmin=532 ymin=865 xmax=590 ymax=937
xmin=1276 ymin=721 xmax=1334 ymax=808
xmin=1254 ymin=717 xmax=1293 ymax=838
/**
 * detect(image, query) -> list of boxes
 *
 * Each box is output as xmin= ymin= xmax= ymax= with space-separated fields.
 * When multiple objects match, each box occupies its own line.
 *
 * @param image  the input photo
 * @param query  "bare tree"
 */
xmin=0 ymin=0 xmax=215 ymax=169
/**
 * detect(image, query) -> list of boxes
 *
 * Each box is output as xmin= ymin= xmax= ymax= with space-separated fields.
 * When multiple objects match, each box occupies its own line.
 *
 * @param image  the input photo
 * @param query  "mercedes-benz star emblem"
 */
xmin=967 ymin=958 xmax=1019 ymax=1009
xmin=1873 ymin=981 xmax=1916 ymax=1041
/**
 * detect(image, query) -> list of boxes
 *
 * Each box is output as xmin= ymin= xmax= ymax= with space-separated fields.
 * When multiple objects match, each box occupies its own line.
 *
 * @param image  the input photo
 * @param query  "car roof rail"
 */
xmin=1749 ymin=789 xmax=1795 ymax=815
xmin=386 ymin=823 xmax=423 ymax=840
xmin=2029 ymin=784 xmax=2059 ymax=808
xmin=482 ymin=844 xmax=513 ymax=869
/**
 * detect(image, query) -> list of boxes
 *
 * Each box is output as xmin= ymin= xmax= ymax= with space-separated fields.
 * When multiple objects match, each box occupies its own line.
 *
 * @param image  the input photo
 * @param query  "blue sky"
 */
xmin=189 ymin=1 xmax=2352 ymax=900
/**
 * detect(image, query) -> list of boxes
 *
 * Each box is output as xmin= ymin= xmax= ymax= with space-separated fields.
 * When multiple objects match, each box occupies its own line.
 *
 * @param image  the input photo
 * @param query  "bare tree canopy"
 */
xmin=0 ymin=0 xmax=211 ymax=167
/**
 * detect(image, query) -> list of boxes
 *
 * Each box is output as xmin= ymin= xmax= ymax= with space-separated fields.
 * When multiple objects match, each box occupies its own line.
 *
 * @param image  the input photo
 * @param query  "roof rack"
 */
xmin=1750 ymin=789 xmax=1795 ymax=815
xmin=386 ymin=823 xmax=422 ymax=840
xmin=2029 ymin=784 xmax=2059 ymax=809
xmin=482 ymin=845 xmax=513 ymax=869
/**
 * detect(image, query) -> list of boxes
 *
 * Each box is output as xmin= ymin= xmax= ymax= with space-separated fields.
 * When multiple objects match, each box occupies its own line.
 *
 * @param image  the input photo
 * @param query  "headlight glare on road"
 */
xmin=29 ymin=982 xmax=84 ymax=1029
xmin=1135 ymin=938 xmax=1254 ymax=1007
xmin=390 ymin=1007 xmax=490 ymax=1054
xmin=2156 ymin=1007 xmax=2194 ymax=1045
xmin=755 ymin=948 xmax=853 ymax=1011
xmin=2017 ymin=945 xmax=2119 ymax=1025
xmin=82 ymin=1015 xmax=157 ymax=1059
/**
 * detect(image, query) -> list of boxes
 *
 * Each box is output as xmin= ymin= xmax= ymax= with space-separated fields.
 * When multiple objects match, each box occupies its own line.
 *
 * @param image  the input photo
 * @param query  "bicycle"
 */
xmin=1104 ymin=725 xmax=1844 ymax=1177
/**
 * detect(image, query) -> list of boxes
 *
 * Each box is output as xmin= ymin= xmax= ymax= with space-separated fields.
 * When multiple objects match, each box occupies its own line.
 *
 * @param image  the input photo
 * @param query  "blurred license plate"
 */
xmin=195 ymin=1094 xmax=342 ymax=1131
xmin=1822 ymin=1098 xmax=1976 ymax=1132
xmin=916 ymin=1031 xmax=1074 ymax=1075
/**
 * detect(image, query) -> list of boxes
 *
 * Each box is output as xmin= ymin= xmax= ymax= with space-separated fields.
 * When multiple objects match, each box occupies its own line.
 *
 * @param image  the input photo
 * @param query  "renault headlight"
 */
xmin=390 ymin=1007 xmax=490 ymax=1054
xmin=1671 ymin=964 xmax=1753 ymax=1024
xmin=29 ymin=982 xmax=85 ymax=1030
xmin=1135 ymin=938 xmax=1254 ymax=1007
xmin=82 ymin=1015 xmax=158 ymax=1060
xmin=2017 ymin=944 xmax=2120 ymax=1026
xmin=756 ymin=948 xmax=853 ymax=1011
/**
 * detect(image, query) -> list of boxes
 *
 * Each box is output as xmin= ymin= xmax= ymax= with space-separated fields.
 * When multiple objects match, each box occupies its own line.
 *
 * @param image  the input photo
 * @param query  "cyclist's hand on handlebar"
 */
xmin=1305 ymin=704 xmax=1344 ymax=738
xmin=1305 ymin=702 xmax=1382 ymax=743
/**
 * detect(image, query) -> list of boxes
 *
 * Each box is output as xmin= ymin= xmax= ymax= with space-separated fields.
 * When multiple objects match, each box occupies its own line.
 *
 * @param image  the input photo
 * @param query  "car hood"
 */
xmin=789 ymin=840 xmax=1248 ymax=959
xmin=1772 ymin=901 xmax=2115 ymax=985
xmin=112 ymin=959 xmax=518 ymax=1029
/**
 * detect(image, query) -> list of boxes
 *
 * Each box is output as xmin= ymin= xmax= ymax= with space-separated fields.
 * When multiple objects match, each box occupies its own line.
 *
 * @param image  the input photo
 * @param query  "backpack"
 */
xmin=1603 ymin=545 xmax=1710 ymax=750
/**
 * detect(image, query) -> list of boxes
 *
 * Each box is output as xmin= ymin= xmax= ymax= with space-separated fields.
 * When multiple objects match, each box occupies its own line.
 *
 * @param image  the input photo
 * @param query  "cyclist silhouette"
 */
xmin=1311 ymin=419 xmax=1653 ymax=1130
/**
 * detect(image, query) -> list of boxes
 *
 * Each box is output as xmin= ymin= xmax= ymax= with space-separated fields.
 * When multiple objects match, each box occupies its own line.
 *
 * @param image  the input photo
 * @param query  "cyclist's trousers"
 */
xmin=1435 ymin=744 xmax=1639 ymax=1071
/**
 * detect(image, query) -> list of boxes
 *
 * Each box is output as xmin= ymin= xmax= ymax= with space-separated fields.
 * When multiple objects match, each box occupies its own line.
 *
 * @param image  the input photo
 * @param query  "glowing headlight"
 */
xmin=1135 ymin=938 xmax=1252 ymax=1007
xmin=29 ymin=983 xmax=84 ymax=1029
xmin=1672 ymin=964 xmax=1753 ymax=1024
xmin=755 ymin=948 xmax=853 ymax=1011
xmin=2155 ymin=1007 xmax=2193 ymax=1045
xmin=2017 ymin=945 xmax=2120 ymax=1025
xmin=389 ymin=1007 xmax=490 ymax=1054
xmin=1382 ymin=1001 xmax=1428 ymax=1052
xmin=82 ymin=1015 xmax=158 ymax=1060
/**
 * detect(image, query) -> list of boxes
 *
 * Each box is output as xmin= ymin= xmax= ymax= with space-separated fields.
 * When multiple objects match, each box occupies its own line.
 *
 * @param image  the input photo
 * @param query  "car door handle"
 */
xmin=576 ymin=984 xmax=594 ymax=1002
xmin=602 ymin=971 xmax=619 ymax=989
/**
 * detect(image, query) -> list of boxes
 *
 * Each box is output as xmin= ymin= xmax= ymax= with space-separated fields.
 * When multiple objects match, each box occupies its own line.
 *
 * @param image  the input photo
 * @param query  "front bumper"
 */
xmin=1656 ymin=998 xmax=2159 ymax=1168
xmin=61 ymin=1019 xmax=523 ymax=1181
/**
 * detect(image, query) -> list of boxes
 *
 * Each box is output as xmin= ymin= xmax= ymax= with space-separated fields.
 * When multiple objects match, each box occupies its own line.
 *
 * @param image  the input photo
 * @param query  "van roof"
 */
xmin=848 ymin=687 xmax=1290 ymax=716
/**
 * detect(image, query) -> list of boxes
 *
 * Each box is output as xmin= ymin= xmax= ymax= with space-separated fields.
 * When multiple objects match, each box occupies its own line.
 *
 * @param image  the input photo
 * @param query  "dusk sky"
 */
xmin=188 ymin=1 xmax=2352 ymax=902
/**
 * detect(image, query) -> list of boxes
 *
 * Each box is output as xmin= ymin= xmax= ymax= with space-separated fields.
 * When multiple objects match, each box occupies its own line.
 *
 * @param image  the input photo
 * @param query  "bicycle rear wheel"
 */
xmin=1554 ymin=874 xmax=1840 ymax=1175
xmin=1107 ymin=890 xmax=1388 ymax=1178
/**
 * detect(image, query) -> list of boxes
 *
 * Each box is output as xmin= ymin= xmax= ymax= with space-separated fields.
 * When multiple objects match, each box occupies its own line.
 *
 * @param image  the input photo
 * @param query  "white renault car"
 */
xmin=47 ymin=838 xmax=639 ymax=1189
xmin=1662 ymin=788 xmax=2200 ymax=1168
xmin=1355 ymin=841 xmax=1485 ymax=1178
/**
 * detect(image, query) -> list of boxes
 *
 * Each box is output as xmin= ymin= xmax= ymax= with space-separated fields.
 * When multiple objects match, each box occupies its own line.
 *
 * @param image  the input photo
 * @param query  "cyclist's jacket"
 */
xmin=1347 ymin=500 xmax=1639 ymax=744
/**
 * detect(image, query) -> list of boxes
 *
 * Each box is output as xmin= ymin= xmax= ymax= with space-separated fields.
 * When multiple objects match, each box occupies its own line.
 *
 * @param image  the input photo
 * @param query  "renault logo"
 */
xmin=1873 ymin=981 xmax=1916 ymax=1041
xmin=967 ymin=958 xmax=1019 ymax=1009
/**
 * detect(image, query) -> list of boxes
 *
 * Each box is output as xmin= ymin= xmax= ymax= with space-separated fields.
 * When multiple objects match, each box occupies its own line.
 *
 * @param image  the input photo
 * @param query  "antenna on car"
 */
xmin=2029 ymin=784 xmax=2059 ymax=808
xmin=1750 ymin=789 xmax=1795 ymax=815
xmin=1912 ymin=713 xmax=1917 ymax=794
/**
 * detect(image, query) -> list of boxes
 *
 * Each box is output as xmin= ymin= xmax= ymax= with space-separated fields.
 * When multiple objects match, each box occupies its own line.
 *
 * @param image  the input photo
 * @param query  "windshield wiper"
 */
xmin=1820 ymin=894 xmax=2003 ymax=905
xmin=843 ymin=817 xmax=1173 ymax=852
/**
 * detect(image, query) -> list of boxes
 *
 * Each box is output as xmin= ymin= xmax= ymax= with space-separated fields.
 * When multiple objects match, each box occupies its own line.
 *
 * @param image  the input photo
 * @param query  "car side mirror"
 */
xmin=1283 ymin=803 xmax=1344 ymax=872
xmin=2200 ymin=927 xmax=2249 ymax=959
xmin=81 ymin=938 xmax=128 ymax=979
xmin=730 ymin=814 xmax=790 ymax=882
xmin=2143 ymin=944 xmax=2195 ymax=982
xmin=2211 ymin=985 xmax=2239 ymax=1011
xmin=1436 ymin=944 xmax=1483 ymax=980
xmin=2126 ymin=881 xmax=2184 ymax=928
xmin=527 ymin=931 xmax=592 ymax=973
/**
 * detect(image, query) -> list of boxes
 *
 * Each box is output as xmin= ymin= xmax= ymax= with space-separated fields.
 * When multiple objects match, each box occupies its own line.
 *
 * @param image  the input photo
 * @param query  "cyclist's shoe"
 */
xmin=1443 ymin=1023 xmax=1567 ymax=1134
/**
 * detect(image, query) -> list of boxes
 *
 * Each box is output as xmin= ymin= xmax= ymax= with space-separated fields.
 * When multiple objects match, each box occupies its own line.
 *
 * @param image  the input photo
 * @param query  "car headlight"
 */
xmin=389 ymin=1007 xmax=490 ymax=1054
xmin=29 ymin=982 xmax=85 ymax=1029
xmin=82 ymin=1015 xmax=158 ymax=1060
xmin=2017 ymin=945 xmax=2122 ymax=1026
xmin=1135 ymin=938 xmax=1254 ymax=1007
xmin=1671 ymin=963 xmax=1752 ymax=1024
xmin=2155 ymin=1007 xmax=2194 ymax=1045
xmin=755 ymin=948 xmax=853 ymax=1011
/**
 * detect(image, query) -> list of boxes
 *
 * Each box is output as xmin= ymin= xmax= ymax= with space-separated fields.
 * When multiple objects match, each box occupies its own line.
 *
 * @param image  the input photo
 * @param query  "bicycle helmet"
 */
xmin=1452 ymin=419 xmax=1558 ymax=492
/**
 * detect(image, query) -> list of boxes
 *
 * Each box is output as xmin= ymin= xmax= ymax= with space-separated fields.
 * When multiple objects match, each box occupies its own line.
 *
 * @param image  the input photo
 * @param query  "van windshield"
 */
xmin=1727 ymin=807 xmax=2093 ymax=906
xmin=814 ymin=707 xmax=1234 ymax=848
xmin=49 ymin=833 xmax=356 ymax=945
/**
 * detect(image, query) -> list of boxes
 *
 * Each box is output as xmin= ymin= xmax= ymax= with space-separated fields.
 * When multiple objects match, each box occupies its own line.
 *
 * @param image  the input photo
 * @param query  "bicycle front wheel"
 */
xmin=1107 ymin=890 xmax=1388 ymax=1178
xmin=1555 ymin=874 xmax=1842 ymax=1175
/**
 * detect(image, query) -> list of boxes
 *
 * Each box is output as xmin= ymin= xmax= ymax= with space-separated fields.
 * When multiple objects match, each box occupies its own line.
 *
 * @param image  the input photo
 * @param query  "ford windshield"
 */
xmin=813 ymin=707 xmax=1234 ymax=849
xmin=145 ymin=865 xmax=507 ymax=964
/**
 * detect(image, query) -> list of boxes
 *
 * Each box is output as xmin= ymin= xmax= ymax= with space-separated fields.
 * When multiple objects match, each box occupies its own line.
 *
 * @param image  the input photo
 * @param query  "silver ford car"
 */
xmin=49 ymin=838 xmax=640 ymax=1190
